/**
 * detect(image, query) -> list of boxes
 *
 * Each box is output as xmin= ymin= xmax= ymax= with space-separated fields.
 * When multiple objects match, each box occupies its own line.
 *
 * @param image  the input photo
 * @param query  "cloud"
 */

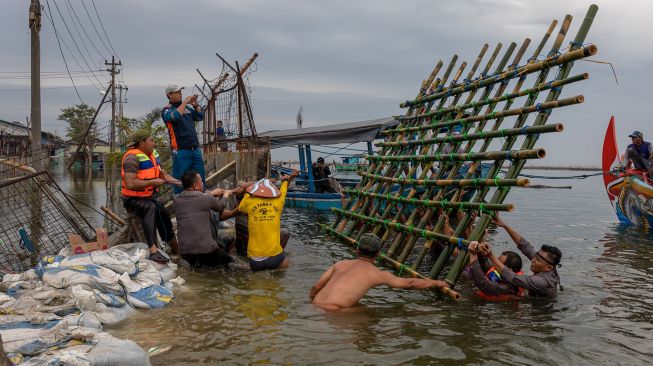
xmin=0 ymin=0 xmax=651 ymax=165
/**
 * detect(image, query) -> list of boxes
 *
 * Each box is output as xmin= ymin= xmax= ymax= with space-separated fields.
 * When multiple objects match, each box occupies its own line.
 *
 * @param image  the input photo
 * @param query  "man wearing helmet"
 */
xmin=238 ymin=170 xmax=300 ymax=271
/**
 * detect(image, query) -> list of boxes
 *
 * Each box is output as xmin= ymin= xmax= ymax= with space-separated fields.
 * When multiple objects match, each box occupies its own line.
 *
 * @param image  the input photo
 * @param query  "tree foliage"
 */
xmin=58 ymin=103 xmax=96 ymax=143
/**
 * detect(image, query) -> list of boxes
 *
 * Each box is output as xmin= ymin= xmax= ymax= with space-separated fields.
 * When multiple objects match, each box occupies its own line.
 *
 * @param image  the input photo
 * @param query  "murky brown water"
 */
xmin=55 ymin=170 xmax=653 ymax=365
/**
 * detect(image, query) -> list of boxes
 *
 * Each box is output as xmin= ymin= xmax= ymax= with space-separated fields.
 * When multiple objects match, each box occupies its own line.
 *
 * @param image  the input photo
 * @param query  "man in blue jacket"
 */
xmin=162 ymin=84 xmax=205 ymax=194
xmin=624 ymin=131 xmax=653 ymax=178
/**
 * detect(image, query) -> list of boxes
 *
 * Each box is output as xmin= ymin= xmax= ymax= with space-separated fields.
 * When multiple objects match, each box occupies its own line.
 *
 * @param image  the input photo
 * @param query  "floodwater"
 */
xmin=56 ymin=170 xmax=652 ymax=365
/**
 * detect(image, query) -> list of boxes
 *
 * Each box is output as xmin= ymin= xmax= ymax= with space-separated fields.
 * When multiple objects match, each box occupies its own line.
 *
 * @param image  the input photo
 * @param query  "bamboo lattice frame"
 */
xmin=320 ymin=5 xmax=599 ymax=300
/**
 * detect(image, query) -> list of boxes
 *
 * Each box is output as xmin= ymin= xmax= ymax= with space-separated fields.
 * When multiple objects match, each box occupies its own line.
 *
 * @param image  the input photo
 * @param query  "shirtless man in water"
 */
xmin=310 ymin=234 xmax=449 ymax=310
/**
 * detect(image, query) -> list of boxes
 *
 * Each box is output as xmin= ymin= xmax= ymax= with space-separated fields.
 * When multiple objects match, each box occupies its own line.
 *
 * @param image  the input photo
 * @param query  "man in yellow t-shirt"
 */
xmin=239 ymin=170 xmax=299 ymax=271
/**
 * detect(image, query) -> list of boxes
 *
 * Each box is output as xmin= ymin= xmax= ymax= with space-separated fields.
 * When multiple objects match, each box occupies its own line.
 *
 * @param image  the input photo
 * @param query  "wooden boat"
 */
xmin=259 ymin=117 xmax=397 ymax=210
xmin=602 ymin=116 xmax=653 ymax=228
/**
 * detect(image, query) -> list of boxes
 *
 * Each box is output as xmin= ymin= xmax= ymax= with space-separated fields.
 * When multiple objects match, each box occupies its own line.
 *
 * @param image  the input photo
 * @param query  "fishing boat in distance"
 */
xmin=260 ymin=116 xmax=397 ymax=210
xmin=602 ymin=116 xmax=653 ymax=228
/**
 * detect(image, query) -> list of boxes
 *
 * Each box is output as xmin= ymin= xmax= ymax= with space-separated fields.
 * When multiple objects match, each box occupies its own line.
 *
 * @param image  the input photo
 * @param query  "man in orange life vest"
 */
xmin=467 ymin=241 xmax=524 ymax=300
xmin=121 ymin=129 xmax=181 ymax=263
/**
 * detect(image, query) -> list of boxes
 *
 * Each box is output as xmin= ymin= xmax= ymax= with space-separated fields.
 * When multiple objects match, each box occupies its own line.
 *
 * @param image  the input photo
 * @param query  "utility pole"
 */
xmin=104 ymin=56 xmax=121 ymax=210
xmin=29 ymin=0 xmax=41 ymax=171
xmin=104 ymin=56 xmax=121 ymax=153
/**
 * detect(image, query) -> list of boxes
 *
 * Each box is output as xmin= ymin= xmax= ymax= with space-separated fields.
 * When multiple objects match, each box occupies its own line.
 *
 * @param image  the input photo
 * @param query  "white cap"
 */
xmin=165 ymin=84 xmax=184 ymax=95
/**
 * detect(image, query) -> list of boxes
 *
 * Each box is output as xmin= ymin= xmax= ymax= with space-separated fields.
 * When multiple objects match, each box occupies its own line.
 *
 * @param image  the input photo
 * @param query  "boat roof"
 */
xmin=259 ymin=116 xmax=397 ymax=149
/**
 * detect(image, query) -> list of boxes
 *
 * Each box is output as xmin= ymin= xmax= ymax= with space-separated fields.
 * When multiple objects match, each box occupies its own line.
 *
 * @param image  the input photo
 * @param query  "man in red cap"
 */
xmin=238 ymin=170 xmax=299 ymax=271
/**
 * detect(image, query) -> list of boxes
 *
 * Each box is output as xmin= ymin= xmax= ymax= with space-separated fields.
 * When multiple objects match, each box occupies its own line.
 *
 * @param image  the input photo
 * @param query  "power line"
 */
xmin=43 ymin=2 xmax=104 ymax=92
xmin=0 ymin=84 xmax=96 ymax=92
xmin=44 ymin=0 xmax=85 ymax=103
xmin=79 ymin=0 xmax=113 ymax=56
xmin=90 ymin=0 xmax=119 ymax=58
xmin=64 ymin=0 xmax=107 ymax=60
xmin=50 ymin=0 xmax=108 ymax=88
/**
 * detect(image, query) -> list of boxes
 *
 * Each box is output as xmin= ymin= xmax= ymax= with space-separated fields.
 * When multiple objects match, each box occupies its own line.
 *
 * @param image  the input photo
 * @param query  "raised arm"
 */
xmin=493 ymin=213 xmax=524 ymax=246
xmin=310 ymin=265 xmax=335 ymax=298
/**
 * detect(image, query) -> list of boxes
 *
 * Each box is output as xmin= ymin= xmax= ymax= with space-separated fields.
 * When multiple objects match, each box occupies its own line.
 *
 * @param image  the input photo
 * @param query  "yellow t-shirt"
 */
xmin=239 ymin=181 xmax=288 ymax=258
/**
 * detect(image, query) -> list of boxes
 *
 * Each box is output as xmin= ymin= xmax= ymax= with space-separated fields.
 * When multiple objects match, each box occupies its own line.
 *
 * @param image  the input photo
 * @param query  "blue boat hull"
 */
xmin=285 ymin=191 xmax=343 ymax=210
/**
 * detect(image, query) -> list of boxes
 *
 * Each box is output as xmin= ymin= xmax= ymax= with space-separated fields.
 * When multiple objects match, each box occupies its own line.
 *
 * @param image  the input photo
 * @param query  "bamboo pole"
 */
xmin=391 ymin=41 xmax=524 ymax=265
xmin=368 ymin=43 xmax=508 ymax=265
xmin=357 ymin=173 xmax=529 ymax=188
xmin=429 ymin=17 xmax=574 ymax=280
xmin=344 ymin=189 xmax=515 ymax=211
xmin=376 ymin=123 xmax=563 ymax=148
xmin=444 ymin=6 xmax=599 ymax=286
xmin=399 ymin=44 xmax=596 ymax=108
xmin=330 ymin=60 xmax=446 ymax=231
xmin=393 ymin=73 xmax=587 ymax=123
xmin=367 ymin=148 xmax=545 ymax=163
xmin=339 ymin=55 xmax=461 ymax=235
xmin=385 ymin=95 xmax=583 ymax=135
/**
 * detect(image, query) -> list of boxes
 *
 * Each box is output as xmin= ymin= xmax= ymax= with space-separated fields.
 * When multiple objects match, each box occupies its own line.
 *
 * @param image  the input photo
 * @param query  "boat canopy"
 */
xmin=259 ymin=117 xmax=397 ymax=149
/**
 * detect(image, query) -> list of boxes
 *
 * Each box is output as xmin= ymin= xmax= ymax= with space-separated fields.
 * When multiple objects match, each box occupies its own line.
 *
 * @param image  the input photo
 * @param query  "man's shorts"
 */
xmin=249 ymin=251 xmax=287 ymax=272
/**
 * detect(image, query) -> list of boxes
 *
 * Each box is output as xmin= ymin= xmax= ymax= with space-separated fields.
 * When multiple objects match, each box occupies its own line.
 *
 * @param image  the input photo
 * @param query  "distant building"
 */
xmin=0 ymin=119 xmax=64 ymax=158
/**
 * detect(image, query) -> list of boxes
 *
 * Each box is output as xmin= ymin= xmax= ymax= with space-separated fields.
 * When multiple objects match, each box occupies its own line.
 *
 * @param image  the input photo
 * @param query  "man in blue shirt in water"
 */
xmin=162 ymin=84 xmax=205 ymax=194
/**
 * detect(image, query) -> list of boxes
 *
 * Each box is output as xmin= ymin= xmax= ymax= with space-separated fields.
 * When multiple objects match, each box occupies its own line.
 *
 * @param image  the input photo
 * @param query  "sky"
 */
xmin=1 ymin=0 xmax=651 ymax=165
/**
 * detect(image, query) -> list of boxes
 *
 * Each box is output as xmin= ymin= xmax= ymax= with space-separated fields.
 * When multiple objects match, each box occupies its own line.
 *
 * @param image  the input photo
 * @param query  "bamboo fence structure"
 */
xmin=319 ymin=5 xmax=599 ymax=300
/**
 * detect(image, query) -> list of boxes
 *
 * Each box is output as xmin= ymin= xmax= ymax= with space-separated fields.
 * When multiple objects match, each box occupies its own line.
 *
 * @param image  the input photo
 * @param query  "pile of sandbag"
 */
xmin=0 ymin=243 xmax=182 ymax=365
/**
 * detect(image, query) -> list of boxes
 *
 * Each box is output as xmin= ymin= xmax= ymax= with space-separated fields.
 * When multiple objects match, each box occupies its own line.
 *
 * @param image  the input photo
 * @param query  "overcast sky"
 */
xmin=1 ymin=0 xmax=651 ymax=165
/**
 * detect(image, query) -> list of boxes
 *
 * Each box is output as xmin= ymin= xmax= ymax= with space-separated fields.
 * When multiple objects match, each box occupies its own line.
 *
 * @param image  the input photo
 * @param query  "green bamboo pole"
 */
xmin=331 ymin=60 xmax=445 ymax=231
xmin=376 ymin=123 xmax=563 ymax=148
xmin=329 ymin=209 xmax=472 ymax=249
xmin=347 ymin=54 xmax=466 ymax=239
xmin=367 ymin=148 xmax=545 ymax=163
xmin=385 ymin=95 xmax=584 ymax=135
xmin=393 ymin=40 xmax=529 ymax=265
xmin=444 ymin=5 xmax=599 ymax=286
xmin=361 ymin=49 xmax=493 ymax=247
xmin=344 ymin=189 xmax=515 ymax=211
xmin=427 ymin=18 xmax=568 ymax=278
xmin=393 ymin=73 xmax=587 ymax=123
xmin=399 ymin=44 xmax=596 ymax=108
xmin=379 ymin=42 xmax=515 ymax=263
xmin=357 ymin=172 xmax=529 ymax=188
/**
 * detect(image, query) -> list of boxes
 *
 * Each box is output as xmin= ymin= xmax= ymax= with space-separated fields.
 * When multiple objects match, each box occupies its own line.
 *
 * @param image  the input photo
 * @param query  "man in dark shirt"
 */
xmin=483 ymin=214 xmax=562 ymax=299
xmin=162 ymin=84 xmax=205 ymax=194
xmin=312 ymin=157 xmax=336 ymax=193
xmin=215 ymin=120 xmax=228 ymax=151
xmin=624 ymin=131 xmax=653 ymax=178
xmin=173 ymin=170 xmax=241 ymax=268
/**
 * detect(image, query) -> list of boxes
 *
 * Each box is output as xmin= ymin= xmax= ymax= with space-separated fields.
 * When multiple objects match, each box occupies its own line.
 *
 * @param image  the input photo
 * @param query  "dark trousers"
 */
xmin=123 ymin=197 xmax=174 ymax=248
xmin=182 ymin=249 xmax=233 ymax=268
xmin=172 ymin=148 xmax=205 ymax=194
xmin=626 ymin=147 xmax=653 ymax=173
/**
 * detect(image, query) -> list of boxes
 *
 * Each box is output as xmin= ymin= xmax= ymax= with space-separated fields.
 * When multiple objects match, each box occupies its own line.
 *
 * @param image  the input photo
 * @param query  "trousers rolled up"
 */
xmin=625 ymin=147 xmax=653 ymax=173
xmin=123 ymin=197 xmax=174 ymax=248
xmin=172 ymin=149 xmax=206 ymax=194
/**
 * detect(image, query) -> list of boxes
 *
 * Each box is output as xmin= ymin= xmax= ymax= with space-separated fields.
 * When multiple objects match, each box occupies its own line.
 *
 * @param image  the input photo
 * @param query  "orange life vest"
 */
xmin=121 ymin=148 xmax=161 ymax=197
xmin=475 ymin=266 xmax=525 ymax=301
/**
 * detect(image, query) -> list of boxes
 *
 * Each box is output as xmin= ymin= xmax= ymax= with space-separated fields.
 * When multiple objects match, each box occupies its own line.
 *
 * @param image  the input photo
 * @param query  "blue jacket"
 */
xmin=161 ymin=103 xmax=204 ymax=150
xmin=627 ymin=141 xmax=652 ymax=160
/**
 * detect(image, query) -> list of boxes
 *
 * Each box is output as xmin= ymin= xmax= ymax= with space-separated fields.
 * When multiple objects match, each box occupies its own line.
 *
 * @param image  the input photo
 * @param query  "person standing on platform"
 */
xmin=162 ymin=84 xmax=205 ymax=194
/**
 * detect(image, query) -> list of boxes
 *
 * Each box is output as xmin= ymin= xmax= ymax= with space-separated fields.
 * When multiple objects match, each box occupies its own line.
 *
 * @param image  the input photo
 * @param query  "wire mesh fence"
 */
xmin=0 ymin=171 xmax=96 ymax=272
